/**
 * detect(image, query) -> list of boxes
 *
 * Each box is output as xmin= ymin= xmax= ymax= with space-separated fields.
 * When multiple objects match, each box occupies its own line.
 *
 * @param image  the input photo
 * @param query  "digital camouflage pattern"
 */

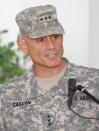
xmin=0 ymin=57 xmax=99 ymax=131
xmin=15 ymin=4 xmax=65 ymax=39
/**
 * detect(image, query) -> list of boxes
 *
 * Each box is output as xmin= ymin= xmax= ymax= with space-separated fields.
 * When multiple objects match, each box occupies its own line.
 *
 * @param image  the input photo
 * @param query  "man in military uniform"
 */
xmin=0 ymin=4 xmax=99 ymax=131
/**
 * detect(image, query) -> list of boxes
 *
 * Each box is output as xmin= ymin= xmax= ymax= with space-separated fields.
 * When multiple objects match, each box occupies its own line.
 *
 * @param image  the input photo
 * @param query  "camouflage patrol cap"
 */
xmin=15 ymin=4 xmax=65 ymax=39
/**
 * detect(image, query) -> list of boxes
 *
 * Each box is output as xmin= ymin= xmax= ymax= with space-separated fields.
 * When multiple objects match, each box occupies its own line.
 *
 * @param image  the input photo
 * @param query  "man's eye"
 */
xmin=37 ymin=38 xmax=44 ymax=42
xmin=53 ymin=35 xmax=59 ymax=39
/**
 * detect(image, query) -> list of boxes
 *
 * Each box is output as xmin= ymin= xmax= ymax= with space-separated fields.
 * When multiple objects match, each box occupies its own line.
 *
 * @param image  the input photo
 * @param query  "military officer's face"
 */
xmin=19 ymin=34 xmax=64 ymax=68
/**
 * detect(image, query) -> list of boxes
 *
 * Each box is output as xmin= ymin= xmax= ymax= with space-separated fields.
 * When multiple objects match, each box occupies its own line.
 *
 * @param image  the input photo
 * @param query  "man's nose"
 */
xmin=46 ymin=36 xmax=55 ymax=49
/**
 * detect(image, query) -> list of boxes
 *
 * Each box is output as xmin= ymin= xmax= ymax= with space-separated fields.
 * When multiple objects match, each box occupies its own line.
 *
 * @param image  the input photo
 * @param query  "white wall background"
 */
xmin=0 ymin=0 xmax=99 ymax=69
xmin=89 ymin=0 xmax=99 ymax=69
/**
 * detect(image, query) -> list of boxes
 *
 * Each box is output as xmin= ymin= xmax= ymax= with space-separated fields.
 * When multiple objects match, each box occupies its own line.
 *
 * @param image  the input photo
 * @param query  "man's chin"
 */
xmin=45 ymin=61 xmax=61 ymax=68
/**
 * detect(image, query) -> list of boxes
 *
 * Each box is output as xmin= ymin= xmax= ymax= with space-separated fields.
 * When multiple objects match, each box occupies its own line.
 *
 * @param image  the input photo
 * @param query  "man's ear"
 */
xmin=17 ymin=39 xmax=28 ymax=53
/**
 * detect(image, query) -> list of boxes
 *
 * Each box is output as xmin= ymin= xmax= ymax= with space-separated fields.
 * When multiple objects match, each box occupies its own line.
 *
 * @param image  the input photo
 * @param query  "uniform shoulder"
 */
xmin=69 ymin=62 xmax=99 ymax=78
xmin=0 ymin=67 xmax=35 ymax=110
xmin=0 ymin=67 xmax=35 ymax=92
xmin=63 ymin=57 xmax=99 ymax=77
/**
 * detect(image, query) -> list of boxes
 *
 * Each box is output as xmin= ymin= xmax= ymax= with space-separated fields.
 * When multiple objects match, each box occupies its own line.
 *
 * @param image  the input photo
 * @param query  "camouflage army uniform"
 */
xmin=0 ymin=57 xmax=99 ymax=131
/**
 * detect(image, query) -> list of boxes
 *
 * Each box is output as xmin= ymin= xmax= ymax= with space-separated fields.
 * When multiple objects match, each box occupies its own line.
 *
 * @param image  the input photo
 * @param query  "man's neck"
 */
xmin=33 ymin=59 xmax=66 ymax=78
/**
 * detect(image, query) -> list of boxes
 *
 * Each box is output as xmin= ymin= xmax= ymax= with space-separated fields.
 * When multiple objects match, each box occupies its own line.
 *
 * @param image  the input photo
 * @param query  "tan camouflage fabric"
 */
xmin=0 ymin=57 xmax=99 ymax=131
xmin=15 ymin=4 xmax=65 ymax=39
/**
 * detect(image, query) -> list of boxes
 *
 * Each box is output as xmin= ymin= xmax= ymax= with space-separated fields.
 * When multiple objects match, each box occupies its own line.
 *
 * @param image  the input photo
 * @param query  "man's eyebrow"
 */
xmin=51 ymin=34 xmax=59 ymax=36
xmin=30 ymin=34 xmax=59 ymax=41
xmin=34 ymin=37 xmax=45 ymax=41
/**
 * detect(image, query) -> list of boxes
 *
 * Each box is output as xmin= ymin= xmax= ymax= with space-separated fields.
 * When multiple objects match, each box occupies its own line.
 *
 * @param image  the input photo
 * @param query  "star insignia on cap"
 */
xmin=48 ymin=16 xmax=51 ymax=19
xmin=40 ymin=18 xmax=43 ymax=21
xmin=44 ymin=17 xmax=47 ymax=20
xmin=39 ymin=16 xmax=51 ymax=22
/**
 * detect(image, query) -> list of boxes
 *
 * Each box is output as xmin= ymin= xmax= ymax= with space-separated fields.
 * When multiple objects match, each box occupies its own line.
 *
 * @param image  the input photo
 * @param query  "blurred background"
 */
xmin=0 ymin=0 xmax=99 ymax=83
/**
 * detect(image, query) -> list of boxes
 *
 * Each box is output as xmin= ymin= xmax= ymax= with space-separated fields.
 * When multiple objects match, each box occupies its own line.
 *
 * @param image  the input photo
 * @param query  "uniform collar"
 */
xmin=28 ymin=57 xmax=77 ymax=98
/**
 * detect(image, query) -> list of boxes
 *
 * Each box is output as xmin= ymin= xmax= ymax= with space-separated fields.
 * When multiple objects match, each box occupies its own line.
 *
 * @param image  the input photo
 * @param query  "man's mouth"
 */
xmin=46 ymin=54 xmax=57 ymax=57
xmin=45 ymin=50 xmax=58 ymax=59
xmin=45 ymin=53 xmax=58 ymax=60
